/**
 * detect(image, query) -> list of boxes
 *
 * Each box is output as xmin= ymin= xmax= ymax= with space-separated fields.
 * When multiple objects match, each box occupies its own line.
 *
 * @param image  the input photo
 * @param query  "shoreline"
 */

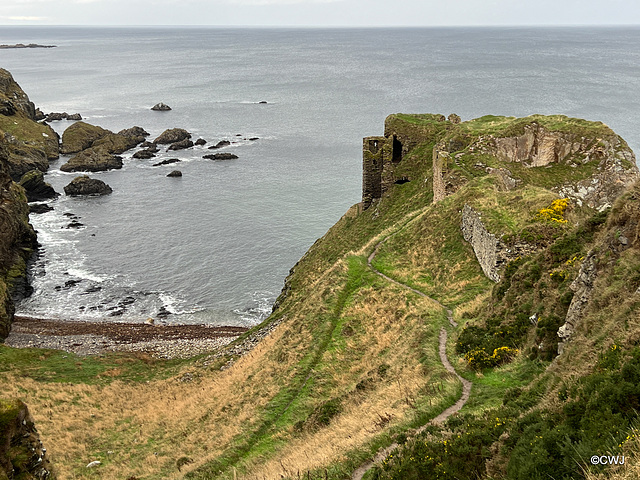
xmin=4 ymin=316 xmax=248 ymax=359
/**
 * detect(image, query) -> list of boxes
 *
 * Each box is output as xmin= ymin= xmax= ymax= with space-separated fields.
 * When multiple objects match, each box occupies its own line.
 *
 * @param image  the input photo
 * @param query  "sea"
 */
xmin=1 ymin=26 xmax=639 ymax=327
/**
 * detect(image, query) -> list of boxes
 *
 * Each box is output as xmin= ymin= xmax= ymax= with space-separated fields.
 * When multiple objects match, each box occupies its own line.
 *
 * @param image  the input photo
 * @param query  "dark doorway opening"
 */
xmin=392 ymin=136 xmax=402 ymax=163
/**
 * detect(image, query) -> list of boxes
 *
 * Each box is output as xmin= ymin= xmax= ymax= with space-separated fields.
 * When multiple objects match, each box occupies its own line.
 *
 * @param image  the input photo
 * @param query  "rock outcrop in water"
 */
xmin=64 ymin=176 xmax=113 ymax=196
xmin=61 ymin=148 xmax=123 ymax=173
xmin=153 ymin=128 xmax=191 ymax=145
xmin=151 ymin=102 xmax=171 ymax=111
xmin=59 ymin=122 xmax=148 ymax=172
xmin=61 ymin=121 xmax=143 ymax=156
xmin=203 ymin=153 xmax=238 ymax=160
xmin=18 ymin=169 xmax=57 ymax=202
xmin=167 ymin=138 xmax=194 ymax=151
xmin=44 ymin=112 xmax=82 ymax=122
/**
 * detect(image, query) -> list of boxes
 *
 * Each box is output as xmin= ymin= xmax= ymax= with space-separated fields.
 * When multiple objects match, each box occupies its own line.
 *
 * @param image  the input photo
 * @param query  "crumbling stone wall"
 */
xmin=557 ymin=252 xmax=597 ymax=355
xmin=432 ymin=141 xmax=447 ymax=203
xmin=461 ymin=205 xmax=501 ymax=282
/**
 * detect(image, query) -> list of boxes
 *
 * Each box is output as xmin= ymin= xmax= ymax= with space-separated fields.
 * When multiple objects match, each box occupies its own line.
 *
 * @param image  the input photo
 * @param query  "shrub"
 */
xmin=535 ymin=198 xmax=570 ymax=224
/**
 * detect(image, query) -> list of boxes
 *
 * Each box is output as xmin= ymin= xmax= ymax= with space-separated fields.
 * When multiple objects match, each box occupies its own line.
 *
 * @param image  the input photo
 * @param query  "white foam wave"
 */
xmin=66 ymin=268 xmax=108 ymax=283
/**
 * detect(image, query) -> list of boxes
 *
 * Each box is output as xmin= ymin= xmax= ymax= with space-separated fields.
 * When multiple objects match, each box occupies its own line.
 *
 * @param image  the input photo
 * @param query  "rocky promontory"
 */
xmin=0 ymin=69 xmax=59 ymax=180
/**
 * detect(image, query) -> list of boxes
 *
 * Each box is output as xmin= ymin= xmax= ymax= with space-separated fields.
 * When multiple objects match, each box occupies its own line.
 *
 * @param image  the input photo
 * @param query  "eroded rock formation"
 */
xmin=0 ymin=69 xmax=59 ymax=180
xmin=0 ymin=399 xmax=54 ymax=479
xmin=0 ymin=142 xmax=37 ymax=339
xmin=64 ymin=176 xmax=112 ymax=196
xmin=60 ymin=148 xmax=123 ymax=173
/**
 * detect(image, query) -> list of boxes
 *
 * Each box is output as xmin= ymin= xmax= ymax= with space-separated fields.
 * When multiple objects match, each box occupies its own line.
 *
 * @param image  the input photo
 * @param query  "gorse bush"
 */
xmin=535 ymin=198 xmax=570 ymax=224
xmin=464 ymin=346 xmax=519 ymax=370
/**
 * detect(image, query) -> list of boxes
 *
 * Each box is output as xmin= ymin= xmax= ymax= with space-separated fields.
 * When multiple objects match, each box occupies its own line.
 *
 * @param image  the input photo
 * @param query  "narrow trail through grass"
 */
xmin=352 ymin=224 xmax=472 ymax=480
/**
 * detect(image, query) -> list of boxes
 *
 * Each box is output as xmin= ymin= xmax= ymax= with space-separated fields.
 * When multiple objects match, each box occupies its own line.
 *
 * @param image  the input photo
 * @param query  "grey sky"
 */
xmin=1 ymin=0 xmax=638 ymax=26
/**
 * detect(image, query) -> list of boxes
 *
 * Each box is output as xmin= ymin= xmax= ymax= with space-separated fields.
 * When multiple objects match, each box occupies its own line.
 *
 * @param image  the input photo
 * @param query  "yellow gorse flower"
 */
xmin=536 ymin=198 xmax=571 ymax=223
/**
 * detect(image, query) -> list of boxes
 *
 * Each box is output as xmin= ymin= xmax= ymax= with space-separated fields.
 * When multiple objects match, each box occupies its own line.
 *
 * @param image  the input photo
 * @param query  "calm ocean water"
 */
xmin=1 ymin=26 xmax=639 ymax=326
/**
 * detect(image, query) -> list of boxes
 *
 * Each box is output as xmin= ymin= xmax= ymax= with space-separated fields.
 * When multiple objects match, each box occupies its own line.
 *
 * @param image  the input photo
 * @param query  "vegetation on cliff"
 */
xmin=0 ymin=142 xmax=36 ymax=340
xmin=0 ymin=111 xmax=639 ymax=480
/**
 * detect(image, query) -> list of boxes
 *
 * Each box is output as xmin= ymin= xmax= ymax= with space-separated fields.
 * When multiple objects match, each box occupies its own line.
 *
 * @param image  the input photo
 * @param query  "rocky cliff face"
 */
xmin=0 ymin=69 xmax=36 ymax=119
xmin=0 ymin=141 xmax=36 ymax=340
xmin=0 ymin=399 xmax=54 ymax=479
xmin=0 ymin=69 xmax=59 ymax=180
xmin=476 ymin=120 xmax=638 ymax=211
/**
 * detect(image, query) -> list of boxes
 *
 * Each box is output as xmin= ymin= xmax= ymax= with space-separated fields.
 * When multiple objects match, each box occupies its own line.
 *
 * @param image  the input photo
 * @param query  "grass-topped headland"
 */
xmin=1 ymin=111 xmax=639 ymax=480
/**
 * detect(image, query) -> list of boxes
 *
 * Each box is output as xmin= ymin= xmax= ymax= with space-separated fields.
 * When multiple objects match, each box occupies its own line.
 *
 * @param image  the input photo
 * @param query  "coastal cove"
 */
xmin=3 ymin=26 xmax=640 ymax=480
xmin=2 ymin=26 xmax=640 ymax=330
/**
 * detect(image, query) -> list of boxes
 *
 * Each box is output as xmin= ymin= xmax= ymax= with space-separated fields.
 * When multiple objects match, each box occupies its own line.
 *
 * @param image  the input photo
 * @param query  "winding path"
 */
xmin=351 ymin=233 xmax=472 ymax=480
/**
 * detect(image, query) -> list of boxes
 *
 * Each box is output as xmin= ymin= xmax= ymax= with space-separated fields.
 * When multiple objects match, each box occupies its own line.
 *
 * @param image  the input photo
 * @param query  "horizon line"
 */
xmin=2 ymin=23 xmax=640 ymax=28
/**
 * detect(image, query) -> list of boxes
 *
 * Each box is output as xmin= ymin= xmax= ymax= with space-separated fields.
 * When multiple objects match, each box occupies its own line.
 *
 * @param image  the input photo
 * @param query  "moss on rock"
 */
xmin=60 ymin=121 xmax=110 ymax=154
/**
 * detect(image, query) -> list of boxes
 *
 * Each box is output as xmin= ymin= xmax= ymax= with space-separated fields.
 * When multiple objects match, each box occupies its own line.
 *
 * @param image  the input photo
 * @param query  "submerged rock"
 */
xmin=153 ymin=158 xmax=180 ymax=167
xmin=208 ymin=140 xmax=231 ymax=149
xmin=203 ymin=153 xmax=238 ymax=160
xmin=29 ymin=203 xmax=54 ymax=214
xmin=167 ymin=138 xmax=194 ymax=151
xmin=64 ymin=175 xmax=113 ymax=196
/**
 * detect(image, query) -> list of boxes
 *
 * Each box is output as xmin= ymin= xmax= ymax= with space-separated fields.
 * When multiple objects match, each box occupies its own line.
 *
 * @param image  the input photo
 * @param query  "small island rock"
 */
xmin=60 ymin=148 xmax=123 ymax=172
xmin=153 ymin=128 xmax=191 ymax=145
xmin=60 ymin=121 xmax=110 ymax=154
xmin=151 ymin=103 xmax=171 ymax=111
xmin=64 ymin=176 xmax=113 ymax=196
xmin=167 ymin=170 xmax=182 ymax=177
xmin=132 ymin=149 xmax=156 ymax=159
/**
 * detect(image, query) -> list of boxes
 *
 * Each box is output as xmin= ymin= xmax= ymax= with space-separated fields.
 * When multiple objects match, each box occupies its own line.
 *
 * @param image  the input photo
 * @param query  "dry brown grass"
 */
xmin=0 ymin=319 xmax=309 ymax=479
xmin=235 ymin=278 xmax=455 ymax=479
